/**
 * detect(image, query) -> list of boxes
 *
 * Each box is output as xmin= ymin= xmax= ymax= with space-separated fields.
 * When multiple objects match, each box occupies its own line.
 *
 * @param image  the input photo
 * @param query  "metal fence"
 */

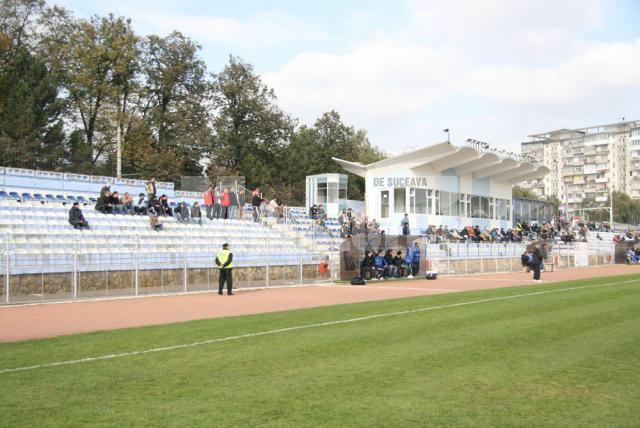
xmin=0 ymin=233 xmax=335 ymax=305
xmin=340 ymin=235 xmax=616 ymax=280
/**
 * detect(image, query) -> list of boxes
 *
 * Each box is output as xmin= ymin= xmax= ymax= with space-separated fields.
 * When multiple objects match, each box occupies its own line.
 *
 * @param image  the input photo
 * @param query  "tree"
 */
xmin=138 ymin=31 xmax=211 ymax=182
xmin=0 ymin=46 xmax=65 ymax=169
xmin=209 ymin=55 xmax=295 ymax=187
xmin=511 ymin=185 xmax=540 ymax=200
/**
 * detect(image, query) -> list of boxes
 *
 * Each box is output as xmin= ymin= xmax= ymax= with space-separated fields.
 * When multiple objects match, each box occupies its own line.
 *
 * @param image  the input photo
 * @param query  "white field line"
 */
xmin=318 ymin=285 xmax=458 ymax=292
xmin=1 ymin=278 xmax=638 ymax=375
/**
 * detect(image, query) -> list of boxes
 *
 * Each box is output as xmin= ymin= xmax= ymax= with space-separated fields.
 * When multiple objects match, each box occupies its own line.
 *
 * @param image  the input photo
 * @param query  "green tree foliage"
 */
xmin=0 ymin=46 xmax=65 ymax=169
xmin=611 ymin=191 xmax=640 ymax=225
xmin=511 ymin=185 xmax=540 ymax=200
xmin=0 ymin=0 xmax=387 ymax=202
xmin=137 ymin=32 xmax=211 ymax=182
xmin=209 ymin=55 xmax=294 ymax=187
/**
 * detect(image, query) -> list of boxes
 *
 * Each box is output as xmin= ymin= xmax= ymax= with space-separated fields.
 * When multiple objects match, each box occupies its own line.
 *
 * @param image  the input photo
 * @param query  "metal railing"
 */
xmin=0 ymin=233 xmax=336 ymax=305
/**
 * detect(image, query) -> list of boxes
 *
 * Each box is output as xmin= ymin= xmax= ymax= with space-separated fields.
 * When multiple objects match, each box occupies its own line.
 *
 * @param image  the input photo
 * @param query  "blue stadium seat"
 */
xmin=9 ymin=191 xmax=21 ymax=200
xmin=66 ymin=195 xmax=77 ymax=202
xmin=77 ymin=196 xmax=88 ymax=203
xmin=21 ymin=193 xmax=33 ymax=201
xmin=33 ymin=193 xmax=46 ymax=202
xmin=45 ymin=194 xmax=56 ymax=202
xmin=55 ymin=194 xmax=68 ymax=202
xmin=89 ymin=197 xmax=97 ymax=203
xmin=0 ymin=191 xmax=9 ymax=200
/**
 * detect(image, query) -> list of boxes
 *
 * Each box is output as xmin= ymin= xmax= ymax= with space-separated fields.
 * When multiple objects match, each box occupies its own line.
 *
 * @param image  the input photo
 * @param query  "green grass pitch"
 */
xmin=1 ymin=274 xmax=639 ymax=427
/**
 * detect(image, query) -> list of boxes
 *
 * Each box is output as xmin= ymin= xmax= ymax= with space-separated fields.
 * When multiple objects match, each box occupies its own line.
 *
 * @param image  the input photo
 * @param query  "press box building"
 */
xmin=333 ymin=142 xmax=550 ymax=234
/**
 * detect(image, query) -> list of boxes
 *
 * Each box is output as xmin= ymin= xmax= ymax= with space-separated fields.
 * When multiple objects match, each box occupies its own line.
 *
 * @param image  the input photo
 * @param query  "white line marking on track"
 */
xmin=1 ymin=278 xmax=637 ymax=375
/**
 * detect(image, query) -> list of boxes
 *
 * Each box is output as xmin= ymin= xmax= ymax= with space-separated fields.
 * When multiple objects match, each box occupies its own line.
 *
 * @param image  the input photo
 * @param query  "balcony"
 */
xmin=595 ymin=196 xmax=608 ymax=202
xmin=595 ymin=177 xmax=608 ymax=183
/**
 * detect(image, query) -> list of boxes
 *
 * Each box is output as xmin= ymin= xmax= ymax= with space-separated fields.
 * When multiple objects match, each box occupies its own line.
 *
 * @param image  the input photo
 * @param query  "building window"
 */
xmin=471 ymin=195 xmax=481 ymax=218
xmin=440 ymin=191 xmax=450 ymax=216
xmin=450 ymin=192 xmax=460 ymax=216
xmin=415 ymin=189 xmax=427 ymax=214
xmin=435 ymin=191 xmax=441 ymax=215
xmin=394 ymin=187 xmax=406 ymax=214
xmin=381 ymin=190 xmax=389 ymax=218
xmin=480 ymin=196 xmax=489 ymax=219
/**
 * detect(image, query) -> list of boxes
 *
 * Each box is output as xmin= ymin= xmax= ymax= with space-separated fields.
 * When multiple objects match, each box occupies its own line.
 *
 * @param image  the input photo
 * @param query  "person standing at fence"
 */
xmin=530 ymin=243 xmax=543 ymax=283
xmin=401 ymin=213 xmax=410 ymax=236
xmin=407 ymin=241 xmax=420 ymax=277
xmin=204 ymin=185 xmax=214 ymax=220
xmin=252 ymin=188 xmax=262 ymax=222
xmin=216 ymin=243 xmax=234 ymax=295
xmin=145 ymin=177 xmax=156 ymax=209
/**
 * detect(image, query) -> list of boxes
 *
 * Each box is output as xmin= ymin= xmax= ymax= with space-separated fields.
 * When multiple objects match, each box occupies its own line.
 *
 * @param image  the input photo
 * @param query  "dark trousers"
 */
xmin=532 ymin=263 xmax=541 ymax=280
xmin=411 ymin=261 xmax=419 ymax=276
xmin=206 ymin=204 xmax=213 ymax=220
xmin=219 ymin=269 xmax=233 ymax=293
xmin=213 ymin=204 xmax=221 ymax=219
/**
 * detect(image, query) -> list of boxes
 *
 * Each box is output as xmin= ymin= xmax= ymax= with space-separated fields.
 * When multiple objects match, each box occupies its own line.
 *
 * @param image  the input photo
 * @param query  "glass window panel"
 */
xmin=471 ymin=195 xmax=481 ymax=218
xmin=435 ymin=190 xmax=440 ymax=215
xmin=440 ymin=191 xmax=450 ymax=216
xmin=327 ymin=182 xmax=338 ymax=203
xmin=451 ymin=192 xmax=460 ymax=216
xmin=394 ymin=187 xmax=406 ymax=214
xmin=381 ymin=190 xmax=389 ymax=218
xmin=481 ymin=196 xmax=489 ymax=219
xmin=409 ymin=188 xmax=416 ymax=214
xmin=416 ymin=189 xmax=427 ymax=214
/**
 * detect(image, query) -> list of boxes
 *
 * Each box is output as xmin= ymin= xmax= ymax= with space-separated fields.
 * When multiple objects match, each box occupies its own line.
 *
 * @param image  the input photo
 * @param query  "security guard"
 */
xmin=216 ymin=243 xmax=234 ymax=295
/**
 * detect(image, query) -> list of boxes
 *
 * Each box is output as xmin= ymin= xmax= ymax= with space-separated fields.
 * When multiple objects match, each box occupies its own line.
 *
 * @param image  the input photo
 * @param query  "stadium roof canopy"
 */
xmin=332 ymin=141 xmax=550 ymax=184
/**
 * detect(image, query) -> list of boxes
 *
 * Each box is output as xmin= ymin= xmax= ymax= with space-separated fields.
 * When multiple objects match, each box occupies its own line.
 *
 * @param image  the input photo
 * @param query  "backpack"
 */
xmin=350 ymin=277 xmax=366 ymax=286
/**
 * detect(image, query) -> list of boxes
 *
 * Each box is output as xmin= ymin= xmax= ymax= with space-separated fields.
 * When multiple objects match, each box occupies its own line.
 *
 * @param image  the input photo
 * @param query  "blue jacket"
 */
xmin=409 ymin=246 xmax=420 ymax=262
xmin=374 ymin=255 xmax=387 ymax=268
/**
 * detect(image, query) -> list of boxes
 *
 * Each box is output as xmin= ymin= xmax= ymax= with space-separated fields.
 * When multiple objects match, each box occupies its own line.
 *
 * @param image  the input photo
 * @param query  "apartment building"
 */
xmin=520 ymin=120 xmax=640 ymax=210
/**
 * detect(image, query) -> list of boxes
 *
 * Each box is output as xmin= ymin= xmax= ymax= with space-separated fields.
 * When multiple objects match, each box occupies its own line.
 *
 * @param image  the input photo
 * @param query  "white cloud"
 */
xmin=405 ymin=0 xmax=604 ymax=60
xmin=263 ymin=40 xmax=464 ymax=127
xmin=460 ymin=39 xmax=640 ymax=106
xmin=125 ymin=10 xmax=328 ymax=49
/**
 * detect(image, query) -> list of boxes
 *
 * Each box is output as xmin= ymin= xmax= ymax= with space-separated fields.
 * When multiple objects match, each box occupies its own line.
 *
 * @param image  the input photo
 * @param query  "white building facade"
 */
xmin=520 ymin=120 xmax=640 ymax=209
xmin=334 ymin=142 xmax=549 ymax=234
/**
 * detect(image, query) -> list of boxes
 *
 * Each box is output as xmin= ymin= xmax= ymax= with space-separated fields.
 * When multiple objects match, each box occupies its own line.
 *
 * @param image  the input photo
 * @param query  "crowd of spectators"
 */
xmin=359 ymin=242 xmax=422 ymax=280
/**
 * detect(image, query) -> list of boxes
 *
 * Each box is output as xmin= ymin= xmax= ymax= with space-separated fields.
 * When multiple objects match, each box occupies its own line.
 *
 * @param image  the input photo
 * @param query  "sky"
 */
xmin=54 ymin=0 xmax=640 ymax=155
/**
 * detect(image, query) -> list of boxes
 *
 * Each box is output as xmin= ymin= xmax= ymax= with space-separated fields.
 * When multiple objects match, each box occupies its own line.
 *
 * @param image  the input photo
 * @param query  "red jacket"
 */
xmin=203 ymin=190 xmax=213 ymax=206
xmin=221 ymin=192 xmax=231 ymax=206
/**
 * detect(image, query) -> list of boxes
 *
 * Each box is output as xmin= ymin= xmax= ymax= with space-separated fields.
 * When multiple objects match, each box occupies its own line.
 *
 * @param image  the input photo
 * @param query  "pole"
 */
xmin=609 ymin=188 xmax=614 ymax=226
xmin=72 ymin=236 xmax=78 ymax=299
xmin=266 ymin=234 xmax=270 ymax=288
xmin=116 ymin=116 xmax=122 ymax=179
xmin=183 ymin=234 xmax=187 ymax=292
xmin=134 ymin=235 xmax=139 ymax=296
xmin=5 ymin=235 xmax=10 ymax=304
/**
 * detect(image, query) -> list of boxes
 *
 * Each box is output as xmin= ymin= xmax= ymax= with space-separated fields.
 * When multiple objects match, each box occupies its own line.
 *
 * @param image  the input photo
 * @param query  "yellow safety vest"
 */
xmin=217 ymin=249 xmax=232 ymax=268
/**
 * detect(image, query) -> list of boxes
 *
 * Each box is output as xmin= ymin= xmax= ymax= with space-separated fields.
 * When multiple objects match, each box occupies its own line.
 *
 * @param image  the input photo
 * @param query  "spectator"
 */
xmin=110 ymin=191 xmax=123 ymax=214
xmin=229 ymin=188 xmax=238 ymax=219
xmin=159 ymin=195 xmax=173 ymax=216
xmin=145 ymin=177 xmax=156 ymax=203
xmin=384 ymin=249 xmax=396 ymax=277
xmin=401 ymin=213 xmax=410 ymax=236
xmin=133 ymin=193 xmax=147 ymax=215
xmin=374 ymin=250 xmax=387 ymax=279
xmin=191 ymin=202 xmax=202 ymax=225
xmin=120 ymin=192 xmax=134 ymax=215
xmin=68 ymin=202 xmax=89 ymax=230
xmin=213 ymin=187 xmax=222 ymax=219
xmin=360 ymin=250 xmax=376 ymax=280
xmin=251 ymin=188 xmax=262 ymax=222
xmin=309 ymin=204 xmax=318 ymax=220
xmin=407 ymin=242 xmax=420 ymax=278
xmin=94 ymin=189 xmax=113 ymax=214
xmin=148 ymin=197 xmax=162 ymax=216
xmin=393 ymin=250 xmax=406 ymax=277
xmin=626 ymin=249 xmax=639 ymax=264
xmin=203 ymin=185 xmax=214 ymax=220
xmin=149 ymin=214 xmax=163 ymax=231
xmin=269 ymin=198 xmax=282 ymax=219
xmin=176 ymin=202 xmax=190 ymax=224
xmin=237 ymin=189 xmax=245 ymax=220
xmin=221 ymin=188 xmax=231 ymax=219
